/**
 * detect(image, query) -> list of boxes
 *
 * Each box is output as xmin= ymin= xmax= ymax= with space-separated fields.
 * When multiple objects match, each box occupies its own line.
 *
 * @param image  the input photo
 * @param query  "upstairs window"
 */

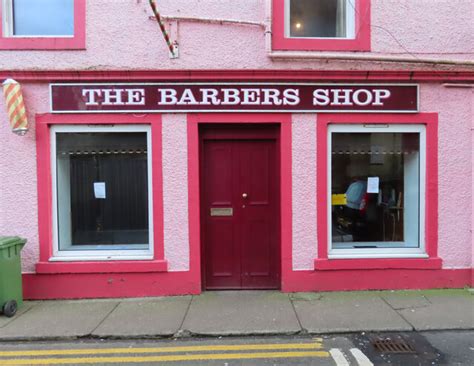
xmin=272 ymin=0 xmax=370 ymax=51
xmin=0 ymin=0 xmax=85 ymax=49
xmin=287 ymin=0 xmax=355 ymax=39
xmin=5 ymin=0 xmax=73 ymax=36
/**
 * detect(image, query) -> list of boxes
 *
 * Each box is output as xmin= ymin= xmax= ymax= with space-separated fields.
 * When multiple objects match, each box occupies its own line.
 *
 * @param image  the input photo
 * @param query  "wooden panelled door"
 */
xmin=200 ymin=125 xmax=280 ymax=290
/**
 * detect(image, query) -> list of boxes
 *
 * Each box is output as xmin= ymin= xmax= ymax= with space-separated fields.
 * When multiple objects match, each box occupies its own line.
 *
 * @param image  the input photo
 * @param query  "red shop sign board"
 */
xmin=50 ymin=83 xmax=419 ymax=113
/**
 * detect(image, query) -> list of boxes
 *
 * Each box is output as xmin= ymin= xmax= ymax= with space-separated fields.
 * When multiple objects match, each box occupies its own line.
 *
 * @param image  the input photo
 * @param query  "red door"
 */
xmin=201 ymin=126 xmax=280 ymax=290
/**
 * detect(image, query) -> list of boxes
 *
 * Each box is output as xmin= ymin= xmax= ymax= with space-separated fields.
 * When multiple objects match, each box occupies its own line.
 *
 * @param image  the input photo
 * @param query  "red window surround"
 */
xmin=0 ymin=0 xmax=85 ymax=50
xmin=272 ymin=0 xmax=370 ymax=52
xmin=315 ymin=113 xmax=442 ymax=270
xmin=35 ymin=114 xmax=167 ymax=274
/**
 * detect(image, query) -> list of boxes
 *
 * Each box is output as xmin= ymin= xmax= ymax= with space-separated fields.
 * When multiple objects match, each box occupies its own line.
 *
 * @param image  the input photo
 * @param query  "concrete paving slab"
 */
xmin=93 ymin=296 xmax=192 ymax=337
xmin=182 ymin=291 xmax=301 ymax=335
xmin=397 ymin=292 xmax=474 ymax=330
xmin=381 ymin=292 xmax=431 ymax=310
xmin=290 ymin=292 xmax=323 ymax=301
xmin=0 ymin=300 xmax=118 ymax=340
xmin=0 ymin=301 xmax=38 ymax=328
xmin=293 ymin=292 xmax=413 ymax=333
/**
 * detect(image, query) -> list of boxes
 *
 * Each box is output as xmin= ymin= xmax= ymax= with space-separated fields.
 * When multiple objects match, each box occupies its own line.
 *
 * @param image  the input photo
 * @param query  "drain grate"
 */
xmin=372 ymin=338 xmax=416 ymax=354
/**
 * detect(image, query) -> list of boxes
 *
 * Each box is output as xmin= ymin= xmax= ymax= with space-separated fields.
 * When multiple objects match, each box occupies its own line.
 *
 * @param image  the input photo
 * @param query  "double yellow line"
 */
xmin=0 ymin=341 xmax=329 ymax=365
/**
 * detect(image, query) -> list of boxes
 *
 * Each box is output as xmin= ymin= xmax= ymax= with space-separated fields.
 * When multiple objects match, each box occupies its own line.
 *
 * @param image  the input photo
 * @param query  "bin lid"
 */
xmin=0 ymin=236 xmax=26 ymax=249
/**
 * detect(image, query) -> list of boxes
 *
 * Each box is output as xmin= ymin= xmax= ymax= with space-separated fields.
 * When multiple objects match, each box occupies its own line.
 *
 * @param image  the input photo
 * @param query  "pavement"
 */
xmin=0 ymin=289 xmax=472 ymax=341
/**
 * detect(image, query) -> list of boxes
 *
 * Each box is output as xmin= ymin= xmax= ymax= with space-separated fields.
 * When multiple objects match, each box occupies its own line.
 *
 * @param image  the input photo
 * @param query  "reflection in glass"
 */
xmin=331 ymin=132 xmax=420 ymax=249
xmin=289 ymin=0 xmax=349 ymax=38
xmin=56 ymin=132 xmax=149 ymax=251
xmin=13 ymin=0 xmax=74 ymax=36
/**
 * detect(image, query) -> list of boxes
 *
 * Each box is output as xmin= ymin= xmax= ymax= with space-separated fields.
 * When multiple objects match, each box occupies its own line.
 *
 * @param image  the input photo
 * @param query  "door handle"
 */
xmin=242 ymin=193 xmax=248 ymax=198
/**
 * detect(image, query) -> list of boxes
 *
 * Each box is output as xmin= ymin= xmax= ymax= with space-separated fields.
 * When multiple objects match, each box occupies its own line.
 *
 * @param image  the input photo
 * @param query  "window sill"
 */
xmin=36 ymin=259 xmax=169 ymax=274
xmin=314 ymin=257 xmax=442 ymax=271
xmin=0 ymin=37 xmax=85 ymax=50
xmin=270 ymin=40 xmax=370 ymax=53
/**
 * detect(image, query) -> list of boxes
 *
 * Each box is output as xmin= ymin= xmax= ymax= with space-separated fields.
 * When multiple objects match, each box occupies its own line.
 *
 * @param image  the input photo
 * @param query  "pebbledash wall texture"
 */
xmin=0 ymin=0 xmax=473 ymax=299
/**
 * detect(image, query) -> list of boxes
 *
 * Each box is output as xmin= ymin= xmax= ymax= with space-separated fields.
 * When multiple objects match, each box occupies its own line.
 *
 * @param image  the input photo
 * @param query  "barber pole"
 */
xmin=2 ymin=79 xmax=28 ymax=135
xmin=148 ymin=0 xmax=178 ymax=58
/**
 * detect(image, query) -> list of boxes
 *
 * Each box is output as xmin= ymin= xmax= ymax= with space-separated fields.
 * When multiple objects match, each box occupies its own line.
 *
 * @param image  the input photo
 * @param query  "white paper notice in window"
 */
xmin=367 ymin=177 xmax=379 ymax=194
xmin=94 ymin=182 xmax=106 ymax=199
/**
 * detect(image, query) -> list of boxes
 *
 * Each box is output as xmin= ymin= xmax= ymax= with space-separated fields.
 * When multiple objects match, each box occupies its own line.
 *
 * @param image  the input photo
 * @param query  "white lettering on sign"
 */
xmin=159 ymin=88 xmax=178 ymax=105
xmin=102 ymin=89 xmax=125 ymax=105
xmin=313 ymin=89 xmax=331 ymax=106
xmin=177 ymin=89 xmax=199 ymax=105
xmin=373 ymin=89 xmax=391 ymax=105
xmin=331 ymin=89 xmax=353 ymax=106
xmin=82 ymin=89 xmax=102 ymax=105
xmin=127 ymin=89 xmax=146 ymax=105
xmin=261 ymin=89 xmax=282 ymax=106
xmin=156 ymin=88 xmax=301 ymax=107
xmin=313 ymin=88 xmax=391 ymax=107
xmin=201 ymin=88 xmax=221 ymax=105
xmin=78 ymin=86 xmax=395 ymax=109
xmin=53 ymin=84 xmax=418 ymax=113
xmin=283 ymin=89 xmax=300 ymax=105
xmin=241 ymin=89 xmax=260 ymax=105
xmin=83 ymin=88 xmax=145 ymax=106
xmin=352 ymin=89 xmax=372 ymax=106
xmin=221 ymin=88 xmax=240 ymax=105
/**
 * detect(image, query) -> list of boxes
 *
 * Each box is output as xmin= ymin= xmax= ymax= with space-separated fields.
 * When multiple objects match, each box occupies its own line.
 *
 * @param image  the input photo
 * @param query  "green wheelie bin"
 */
xmin=0 ymin=236 xmax=26 ymax=317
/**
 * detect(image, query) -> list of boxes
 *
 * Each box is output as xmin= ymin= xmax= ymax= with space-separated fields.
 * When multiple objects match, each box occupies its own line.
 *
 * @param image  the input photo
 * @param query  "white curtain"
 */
xmin=336 ymin=0 xmax=347 ymax=37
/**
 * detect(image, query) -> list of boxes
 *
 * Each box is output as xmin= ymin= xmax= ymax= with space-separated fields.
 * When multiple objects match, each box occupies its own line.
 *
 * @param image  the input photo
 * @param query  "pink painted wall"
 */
xmin=0 ymin=84 xmax=47 ymax=273
xmin=292 ymin=114 xmax=317 ymax=270
xmin=0 ymin=84 xmax=472 ymax=272
xmin=420 ymin=85 xmax=472 ymax=269
xmin=162 ymin=114 xmax=189 ymax=271
xmin=471 ymin=88 xmax=474 ymax=275
xmin=0 ymin=0 xmax=472 ymax=70
xmin=291 ymin=85 xmax=474 ymax=270
xmin=0 ymin=0 xmax=472 ymax=274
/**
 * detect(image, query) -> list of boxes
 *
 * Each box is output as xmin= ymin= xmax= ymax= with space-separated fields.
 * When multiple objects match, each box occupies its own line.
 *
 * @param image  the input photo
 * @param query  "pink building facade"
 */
xmin=0 ymin=0 xmax=472 ymax=299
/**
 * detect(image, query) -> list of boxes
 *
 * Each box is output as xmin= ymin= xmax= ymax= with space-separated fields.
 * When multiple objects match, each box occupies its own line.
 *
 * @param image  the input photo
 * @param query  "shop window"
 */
xmin=51 ymin=125 xmax=154 ymax=260
xmin=0 ymin=0 xmax=85 ymax=49
xmin=272 ymin=0 xmax=370 ymax=51
xmin=328 ymin=124 xmax=426 ymax=257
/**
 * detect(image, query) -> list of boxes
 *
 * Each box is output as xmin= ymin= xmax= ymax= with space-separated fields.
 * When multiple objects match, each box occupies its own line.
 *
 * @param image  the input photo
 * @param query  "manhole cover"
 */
xmin=372 ymin=338 xmax=416 ymax=354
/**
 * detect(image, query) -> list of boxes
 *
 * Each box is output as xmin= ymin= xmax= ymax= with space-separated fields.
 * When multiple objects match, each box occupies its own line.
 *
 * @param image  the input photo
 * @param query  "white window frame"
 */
xmin=284 ymin=0 xmax=356 ymax=40
xmin=327 ymin=124 xmax=427 ymax=259
xmin=1 ymin=0 xmax=74 ymax=38
xmin=50 ymin=124 xmax=154 ymax=261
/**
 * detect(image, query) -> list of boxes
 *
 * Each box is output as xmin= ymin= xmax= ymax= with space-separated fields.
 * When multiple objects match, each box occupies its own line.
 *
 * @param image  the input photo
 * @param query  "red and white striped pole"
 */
xmin=149 ymin=0 xmax=177 ymax=58
xmin=2 ymin=79 xmax=28 ymax=135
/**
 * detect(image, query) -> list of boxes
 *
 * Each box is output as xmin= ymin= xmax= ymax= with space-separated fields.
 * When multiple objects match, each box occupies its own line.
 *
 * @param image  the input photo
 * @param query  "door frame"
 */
xmin=187 ymin=114 xmax=293 ymax=292
xmin=199 ymin=124 xmax=280 ymax=290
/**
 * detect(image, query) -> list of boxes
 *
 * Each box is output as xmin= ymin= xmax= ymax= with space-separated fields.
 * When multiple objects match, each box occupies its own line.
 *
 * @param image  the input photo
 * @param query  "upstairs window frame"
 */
xmin=0 ymin=0 xmax=85 ymax=50
xmin=272 ymin=0 xmax=370 ymax=52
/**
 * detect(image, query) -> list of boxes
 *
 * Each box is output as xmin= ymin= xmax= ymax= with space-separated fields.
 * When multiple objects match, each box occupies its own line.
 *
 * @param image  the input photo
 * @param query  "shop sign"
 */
xmin=50 ymin=83 xmax=418 ymax=113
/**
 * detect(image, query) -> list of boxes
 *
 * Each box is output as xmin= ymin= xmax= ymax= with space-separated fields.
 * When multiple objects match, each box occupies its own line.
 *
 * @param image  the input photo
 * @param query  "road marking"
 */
xmin=329 ymin=348 xmax=349 ymax=366
xmin=0 ymin=351 xmax=330 ymax=365
xmin=350 ymin=348 xmax=374 ymax=366
xmin=0 ymin=342 xmax=322 ymax=357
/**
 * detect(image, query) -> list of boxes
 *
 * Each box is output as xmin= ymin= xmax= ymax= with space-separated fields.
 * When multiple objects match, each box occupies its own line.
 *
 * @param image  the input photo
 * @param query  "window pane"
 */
xmin=331 ymin=132 xmax=420 ymax=249
xmin=289 ymin=0 xmax=347 ymax=38
xmin=13 ymin=0 xmax=74 ymax=36
xmin=56 ymin=132 xmax=149 ymax=251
